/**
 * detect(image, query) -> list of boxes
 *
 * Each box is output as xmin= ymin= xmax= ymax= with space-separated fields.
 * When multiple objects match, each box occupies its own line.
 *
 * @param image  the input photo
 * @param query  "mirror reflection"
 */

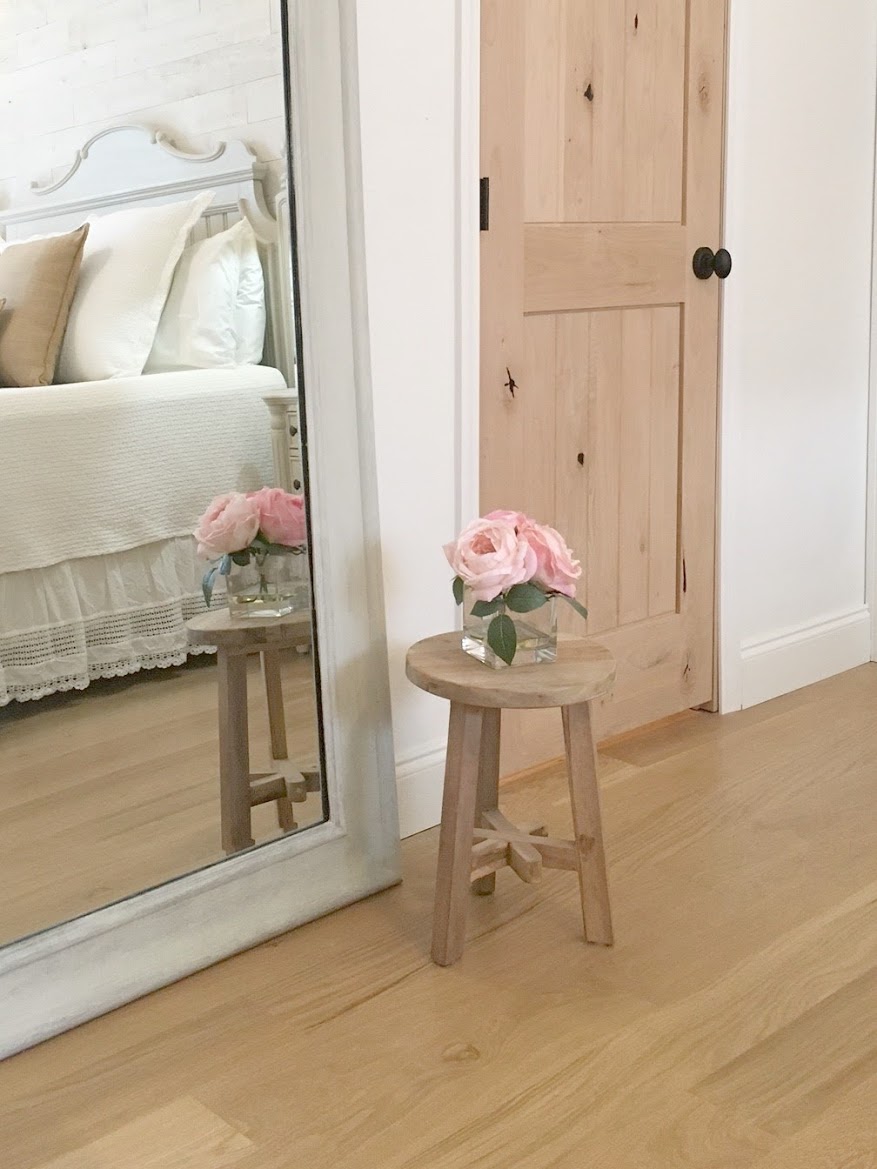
xmin=0 ymin=0 xmax=326 ymax=947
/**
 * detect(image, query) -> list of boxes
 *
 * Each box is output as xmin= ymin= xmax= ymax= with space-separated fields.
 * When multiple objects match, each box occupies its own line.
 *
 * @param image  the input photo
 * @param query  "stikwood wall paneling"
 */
xmin=0 ymin=0 xmax=286 ymax=205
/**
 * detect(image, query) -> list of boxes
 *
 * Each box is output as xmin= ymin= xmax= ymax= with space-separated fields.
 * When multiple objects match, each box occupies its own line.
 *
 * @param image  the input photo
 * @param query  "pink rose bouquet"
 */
xmin=444 ymin=510 xmax=586 ymax=664
xmin=195 ymin=488 xmax=307 ymax=606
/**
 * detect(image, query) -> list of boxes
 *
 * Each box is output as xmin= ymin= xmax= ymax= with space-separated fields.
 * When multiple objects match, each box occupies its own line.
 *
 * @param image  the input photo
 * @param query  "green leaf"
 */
xmin=202 ymin=564 xmax=220 ymax=608
xmin=471 ymin=597 xmax=504 ymax=618
xmin=559 ymin=594 xmax=589 ymax=621
xmin=260 ymin=541 xmax=298 ymax=555
xmin=487 ymin=613 xmax=517 ymax=665
xmin=452 ymin=576 xmax=464 ymax=606
xmin=250 ymin=536 xmax=296 ymax=555
xmin=505 ymin=583 xmax=549 ymax=613
xmin=231 ymin=550 xmax=252 ymax=567
xmin=219 ymin=554 xmax=232 ymax=576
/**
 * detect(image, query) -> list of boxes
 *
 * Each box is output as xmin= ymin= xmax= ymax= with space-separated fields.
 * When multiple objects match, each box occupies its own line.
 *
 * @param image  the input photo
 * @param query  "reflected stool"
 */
xmin=406 ymin=632 xmax=616 ymax=966
xmin=186 ymin=610 xmax=321 ymax=855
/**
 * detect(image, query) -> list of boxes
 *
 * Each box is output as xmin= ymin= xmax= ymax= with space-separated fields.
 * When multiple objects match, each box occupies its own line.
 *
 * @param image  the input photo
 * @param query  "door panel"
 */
xmin=481 ymin=0 xmax=726 ymax=771
xmin=524 ymin=224 xmax=686 ymax=312
xmin=559 ymin=0 xmax=688 ymax=223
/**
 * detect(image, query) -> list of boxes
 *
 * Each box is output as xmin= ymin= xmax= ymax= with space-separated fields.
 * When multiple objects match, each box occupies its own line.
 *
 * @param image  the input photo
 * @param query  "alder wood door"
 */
xmin=481 ymin=0 xmax=727 ymax=771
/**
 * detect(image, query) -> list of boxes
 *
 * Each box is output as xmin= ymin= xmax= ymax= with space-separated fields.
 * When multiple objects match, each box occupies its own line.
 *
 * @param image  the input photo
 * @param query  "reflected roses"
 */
xmin=193 ymin=492 xmax=261 ymax=559
xmin=248 ymin=487 xmax=307 ymax=547
xmin=195 ymin=487 xmax=308 ymax=608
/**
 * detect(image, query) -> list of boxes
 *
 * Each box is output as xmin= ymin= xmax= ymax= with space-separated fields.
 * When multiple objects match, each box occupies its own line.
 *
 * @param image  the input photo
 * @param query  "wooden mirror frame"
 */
xmin=0 ymin=0 xmax=400 ymax=1058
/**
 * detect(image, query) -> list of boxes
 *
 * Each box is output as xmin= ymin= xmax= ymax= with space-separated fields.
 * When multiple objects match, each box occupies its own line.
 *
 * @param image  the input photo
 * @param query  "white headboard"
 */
xmin=0 ymin=124 xmax=296 ymax=387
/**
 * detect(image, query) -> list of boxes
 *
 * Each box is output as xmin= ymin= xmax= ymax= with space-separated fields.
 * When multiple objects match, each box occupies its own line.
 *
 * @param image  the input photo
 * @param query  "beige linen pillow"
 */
xmin=0 ymin=225 xmax=89 ymax=388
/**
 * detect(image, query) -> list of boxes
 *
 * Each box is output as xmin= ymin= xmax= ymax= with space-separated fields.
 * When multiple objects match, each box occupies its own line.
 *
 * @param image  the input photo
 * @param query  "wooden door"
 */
xmin=481 ymin=0 xmax=727 ymax=771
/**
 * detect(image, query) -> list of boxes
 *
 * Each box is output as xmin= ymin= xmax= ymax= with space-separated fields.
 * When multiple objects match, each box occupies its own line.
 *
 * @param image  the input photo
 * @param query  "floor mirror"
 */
xmin=0 ymin=0 xmax=399 ymax=1057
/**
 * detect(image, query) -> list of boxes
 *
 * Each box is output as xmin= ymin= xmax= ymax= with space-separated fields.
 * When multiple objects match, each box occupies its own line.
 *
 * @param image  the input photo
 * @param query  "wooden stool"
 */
xmin=406 ymin=632 xmax=616 ymax=966
xmin=187 ymin=610 xmax=321 ymax=855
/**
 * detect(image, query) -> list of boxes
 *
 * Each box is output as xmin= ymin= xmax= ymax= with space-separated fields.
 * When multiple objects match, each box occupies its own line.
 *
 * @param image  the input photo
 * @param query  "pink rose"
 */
xmin=523 ymin=521 xmax=582 ymax=597
xmin=194 ymin=492 xmax=261 ymax=559
xmin=485 ymin=509 xmax=529 ymax=531
xmin=444 ymin=516 xmax=537 ymax=602
xmin=249 ymin=487 xmax=307 ymax=546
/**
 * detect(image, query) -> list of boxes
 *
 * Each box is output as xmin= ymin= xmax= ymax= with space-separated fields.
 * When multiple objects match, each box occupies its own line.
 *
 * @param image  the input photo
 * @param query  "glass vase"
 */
xmin=462 ymin=585 xmax=557 ymax=669
xmin=226 ymin=547 xmax=310 ymax=619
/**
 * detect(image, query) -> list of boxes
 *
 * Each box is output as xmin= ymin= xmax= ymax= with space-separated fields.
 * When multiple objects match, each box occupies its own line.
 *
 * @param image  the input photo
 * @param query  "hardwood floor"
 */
xmin=2 ymin=664 xmax=876 ymax=1168
xmin=0 ymin=650 xmax=323 ymax=944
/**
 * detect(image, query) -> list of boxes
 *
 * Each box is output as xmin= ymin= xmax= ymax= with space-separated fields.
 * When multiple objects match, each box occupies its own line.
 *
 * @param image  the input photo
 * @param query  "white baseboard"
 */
xmin=397 ymin=607 xmax=873 ymax=830
xmin=395 ymin=742 xmax=445 ymax=838
xmin=739 ymin=605 xmax=871 ymax=709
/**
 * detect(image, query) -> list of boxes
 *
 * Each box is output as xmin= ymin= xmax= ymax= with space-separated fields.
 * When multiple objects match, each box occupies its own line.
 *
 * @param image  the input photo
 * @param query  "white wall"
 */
xmin=720 ymin=0 xmax=877 ymax=710
xmin=356 ymin=0 xmax=465 ymax=836
xmin=0 ymin=0 xmax=286 ymax=204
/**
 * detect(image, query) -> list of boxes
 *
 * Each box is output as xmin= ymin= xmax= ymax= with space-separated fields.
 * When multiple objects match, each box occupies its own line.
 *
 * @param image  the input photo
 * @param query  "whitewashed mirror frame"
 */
xmin=0 ymin=0 xmax=400 ymax=1058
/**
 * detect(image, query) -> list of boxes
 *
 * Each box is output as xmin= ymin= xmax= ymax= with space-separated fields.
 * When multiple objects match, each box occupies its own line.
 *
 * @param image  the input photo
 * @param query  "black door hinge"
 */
xmin=480 ymin=177 xmax=490 ymax=231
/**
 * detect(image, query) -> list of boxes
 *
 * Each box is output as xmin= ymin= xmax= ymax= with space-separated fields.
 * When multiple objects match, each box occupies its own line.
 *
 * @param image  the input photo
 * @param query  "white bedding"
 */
xmin=1 ymin=366 xmax=283 ymax=574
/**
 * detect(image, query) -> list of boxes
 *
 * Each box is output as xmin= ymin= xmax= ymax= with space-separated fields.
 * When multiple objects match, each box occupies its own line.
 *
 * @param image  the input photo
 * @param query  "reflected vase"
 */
xmin=226 ymin=547 xmax=310 ymax=618
xmin=462 ymin=585 xmax=557 ymax=669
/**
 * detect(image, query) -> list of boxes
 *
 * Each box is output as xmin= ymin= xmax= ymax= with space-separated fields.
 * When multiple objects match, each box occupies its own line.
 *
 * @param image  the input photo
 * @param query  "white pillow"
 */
xmin=234 ymin=221 xmax=266 ymax=365
xmin=146 ymin=219 xmax=243 ymax=371
xmin=145 ymin=218 xmax=266 ymax=372
xmin=57 ymin=191 xmax=214 ymax=383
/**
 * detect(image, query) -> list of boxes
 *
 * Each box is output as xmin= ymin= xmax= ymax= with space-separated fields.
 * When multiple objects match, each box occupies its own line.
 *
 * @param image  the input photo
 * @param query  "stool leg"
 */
xmin=263 ymin=650 xmax=289 ymax=758
xmin=432 ymin=703 xmax=484 ymax=966
xmin=472 ymin=707 xmax=501 ymax=896
xmin=218 ymin=651 xmax=255 ymax=854
xmin=263 ymin=650 xmax=296 ymax=832
xmin=562 ymin=702 xmax=614 ymax=946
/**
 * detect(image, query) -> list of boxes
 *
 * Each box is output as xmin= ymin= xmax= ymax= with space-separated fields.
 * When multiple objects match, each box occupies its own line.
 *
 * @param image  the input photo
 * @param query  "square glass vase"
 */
xmin=462 ymin=586 xmax=557 ymax=669
xmin=226 ymin=548 xmax=310 ymax=619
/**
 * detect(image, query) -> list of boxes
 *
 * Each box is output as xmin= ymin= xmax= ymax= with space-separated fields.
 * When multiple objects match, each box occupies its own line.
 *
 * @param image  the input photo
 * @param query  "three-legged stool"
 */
xmin=406 ymin=632 xmax=616 ymax=966
xmin=187 ymin=609 xmax=321 ymax=854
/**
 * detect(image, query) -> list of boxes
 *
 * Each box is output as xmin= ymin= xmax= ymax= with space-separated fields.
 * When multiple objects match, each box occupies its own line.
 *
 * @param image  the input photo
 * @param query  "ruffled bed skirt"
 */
xmin=0 ymin=538 xmax=218 ymax=705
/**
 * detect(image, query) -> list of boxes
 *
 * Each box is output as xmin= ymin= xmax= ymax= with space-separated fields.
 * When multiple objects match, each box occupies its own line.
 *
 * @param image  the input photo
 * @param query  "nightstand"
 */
xmin=262 ymin=388 xmax=304 ymax=494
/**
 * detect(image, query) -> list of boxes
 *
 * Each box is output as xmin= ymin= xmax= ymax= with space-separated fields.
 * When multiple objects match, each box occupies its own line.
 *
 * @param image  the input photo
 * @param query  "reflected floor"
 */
xmin=0 ymin=649 xmax=323 ymax=946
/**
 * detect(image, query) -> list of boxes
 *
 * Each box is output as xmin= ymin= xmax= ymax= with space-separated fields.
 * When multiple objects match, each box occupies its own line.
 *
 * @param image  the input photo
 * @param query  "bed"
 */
xmin=0 ymin=126 xmax=298 ymax=704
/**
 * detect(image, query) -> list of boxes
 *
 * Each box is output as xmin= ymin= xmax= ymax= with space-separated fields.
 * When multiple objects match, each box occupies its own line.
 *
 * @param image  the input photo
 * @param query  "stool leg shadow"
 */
xmin=472 ymin=707 xmax=501 ymax=896
xmin=562 ymin=702 xmax=614 ymax=946
xmin=432 ymin=703 xmax=484 ymax=966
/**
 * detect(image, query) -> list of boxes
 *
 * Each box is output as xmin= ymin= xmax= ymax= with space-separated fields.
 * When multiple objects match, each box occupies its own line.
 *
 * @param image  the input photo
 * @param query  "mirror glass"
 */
xmin=0 ymin=0 xmax=326 ymax=947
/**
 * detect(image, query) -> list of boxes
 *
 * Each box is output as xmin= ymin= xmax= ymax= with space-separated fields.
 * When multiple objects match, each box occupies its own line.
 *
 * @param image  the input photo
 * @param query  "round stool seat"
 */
xmin=186 ymin=608 xmax=312 ymax=652
xmin=406 ymin=632 xmax=615 ymax=710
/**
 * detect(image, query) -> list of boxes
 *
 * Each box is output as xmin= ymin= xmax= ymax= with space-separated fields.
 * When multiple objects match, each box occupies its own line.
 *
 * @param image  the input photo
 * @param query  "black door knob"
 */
xmin=693 ymin=246 xmax=733 ymax=280
xmin=713 ymin=248 xmax=732 ymax=279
